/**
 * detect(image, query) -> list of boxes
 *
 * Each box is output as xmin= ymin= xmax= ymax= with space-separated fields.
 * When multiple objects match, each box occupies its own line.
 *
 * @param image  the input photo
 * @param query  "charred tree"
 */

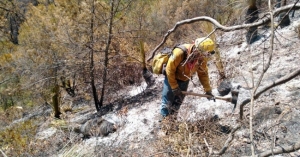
xmin=277 ymin=0 xmax=291 ymax=28
xmin=88 ymin=0 xmax=101 ymax=112
xmin=140 ymin=41 xmax=155 ymax=87
xmin=99 ymin=0 xmax=115 ymax=109
xmin=52 ymin=84 xmax=62 ymax=119
xmin=246 ymin=0 xmax=259 ymax=44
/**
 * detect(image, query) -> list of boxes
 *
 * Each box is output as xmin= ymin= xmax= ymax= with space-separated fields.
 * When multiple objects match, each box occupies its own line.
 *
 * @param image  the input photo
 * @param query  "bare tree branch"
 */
xmin=0 ymin=148 xmax=8 ymax=157
xmin=239 ymin=68 xmax=300 ymax=119
xmin=249 ymin=1 xmax=276 ymax=155
xmin=146 ymin=3 xmax=300 ymax=62
xmin=0 ymin=78 xmax=11 ymax=85
xmin=0 ymin=6 xmax=11 ymax=12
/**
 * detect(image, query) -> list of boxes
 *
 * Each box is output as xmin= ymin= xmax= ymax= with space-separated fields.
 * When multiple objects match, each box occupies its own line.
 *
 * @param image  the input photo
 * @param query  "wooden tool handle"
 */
xmin=182 ymin=91 xmax=231 ymax=102
xmin=182 ymin=91 xmax=211 ymax=98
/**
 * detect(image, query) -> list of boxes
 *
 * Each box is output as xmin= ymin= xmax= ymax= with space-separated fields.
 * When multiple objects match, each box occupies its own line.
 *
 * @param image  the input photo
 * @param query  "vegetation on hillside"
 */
xmin=0 ymin=0 xmax=300 ymax=156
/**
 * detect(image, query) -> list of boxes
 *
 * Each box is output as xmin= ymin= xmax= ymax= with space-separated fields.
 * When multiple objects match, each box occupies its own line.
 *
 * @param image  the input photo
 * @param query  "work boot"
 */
xmin=169 ymin=97 xmax=182 ymax=116
xmin=160 ymin=107 xmax=169 ymax=121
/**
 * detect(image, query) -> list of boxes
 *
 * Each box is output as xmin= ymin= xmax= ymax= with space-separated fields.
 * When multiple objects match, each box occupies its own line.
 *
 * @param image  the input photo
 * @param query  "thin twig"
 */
xmin=0 ymin=149 xmax=8 ymax=157
xmin=204 ymin=138 xmax=213 ymax=155
xmin=148 ymin=151 xmax=174 ymax=157
xmin=0 ymin=78 xmax=10 ymax=85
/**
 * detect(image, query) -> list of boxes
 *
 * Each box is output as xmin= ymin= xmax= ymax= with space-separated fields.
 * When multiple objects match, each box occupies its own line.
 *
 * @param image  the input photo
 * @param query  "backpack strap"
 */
xmin=173 ymin=44 xmax=188 ymax=60
xmin=175 ymin=45 xmax=188 ymax=54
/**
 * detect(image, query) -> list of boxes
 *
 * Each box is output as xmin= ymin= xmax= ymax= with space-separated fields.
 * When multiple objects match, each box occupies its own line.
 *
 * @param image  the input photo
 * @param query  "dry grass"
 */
xmin=0 ymin=120 xmax=37 ymax=156
xmin=153 ymin=115 xmax=231 ymax=156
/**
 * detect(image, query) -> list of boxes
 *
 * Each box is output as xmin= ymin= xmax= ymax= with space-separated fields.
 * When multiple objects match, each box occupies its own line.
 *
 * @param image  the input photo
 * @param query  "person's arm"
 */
xmin=196 ymin=58 xmax=212 ymax=93
xmin=166 ymin=48 xmax=185 ymax=89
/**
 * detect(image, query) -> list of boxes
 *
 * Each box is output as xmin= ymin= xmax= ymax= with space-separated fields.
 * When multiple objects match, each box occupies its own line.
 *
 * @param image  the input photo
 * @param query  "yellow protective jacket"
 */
xmin=165 ymin=44 xmax=212 ymax=92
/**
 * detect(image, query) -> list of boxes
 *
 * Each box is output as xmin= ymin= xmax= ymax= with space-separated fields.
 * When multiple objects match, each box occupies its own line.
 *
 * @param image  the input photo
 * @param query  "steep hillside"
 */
xmin=2 ymin=13 xmax=300 ymax=157
xmin=55 ymin=14 xmax=300 ymax=156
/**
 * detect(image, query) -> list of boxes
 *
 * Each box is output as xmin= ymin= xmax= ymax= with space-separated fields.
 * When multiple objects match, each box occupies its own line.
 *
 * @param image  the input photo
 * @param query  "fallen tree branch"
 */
xmin=204 ymin=138 xmax=213 ymax=155
xmin=239 ymin=68 xmax=300 ymax=119
xmin=212 ymin=124 xmax=241 ymax=155
xmin=0 ymin=149 xmax=8 ymax=157
xmin=149 ymin=151 xmax=179 ymax=157
xmin=146 ymin=3 xmax=300 ymax=62
xmin=246 ymin=141 xmax=300 ymax=157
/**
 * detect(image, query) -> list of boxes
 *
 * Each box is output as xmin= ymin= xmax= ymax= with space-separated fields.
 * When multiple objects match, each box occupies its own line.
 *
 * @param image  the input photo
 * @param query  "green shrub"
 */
xmin=0 ymin=120 xmax=37 ymax=156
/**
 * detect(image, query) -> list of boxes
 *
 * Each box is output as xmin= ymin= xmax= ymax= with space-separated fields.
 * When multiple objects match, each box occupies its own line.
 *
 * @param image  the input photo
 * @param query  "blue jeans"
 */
xmin=160 ymin=77 xmax=189 ymax=117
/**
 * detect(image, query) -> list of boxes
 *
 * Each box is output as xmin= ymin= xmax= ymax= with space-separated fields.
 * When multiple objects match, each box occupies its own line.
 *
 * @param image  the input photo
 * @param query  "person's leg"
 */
xmin=160 ymin=77 xmax=175 ymax=117
xmin=170 ymin=80 xmax=189 ymax=114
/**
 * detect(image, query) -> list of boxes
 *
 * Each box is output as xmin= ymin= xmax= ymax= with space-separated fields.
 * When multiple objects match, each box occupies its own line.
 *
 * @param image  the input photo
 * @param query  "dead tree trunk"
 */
xmin=246 ymin=0 xmax=259 ymax=44
xmin=99 ymin=0 xmax=115 ymax=108
xmin=52 ymin=84 xmax=61 ymax=118
xmin=89 ymin=0 xmax=101 ymax=111
xmin=140 ymin=41 xmax=155 ymax=87
xmin=277 ymin=0 xmax=291 ymax=28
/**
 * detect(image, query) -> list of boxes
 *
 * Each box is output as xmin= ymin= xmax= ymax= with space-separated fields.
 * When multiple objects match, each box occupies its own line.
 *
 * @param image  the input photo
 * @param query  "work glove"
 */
xmin=205 ymin=91 xmax=215 ymax=102
xmin=172 ymin=87 xmax=183 ymax=100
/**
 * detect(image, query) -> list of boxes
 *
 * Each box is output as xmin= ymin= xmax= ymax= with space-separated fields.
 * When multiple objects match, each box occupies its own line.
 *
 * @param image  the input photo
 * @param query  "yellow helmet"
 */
xmin=195 ymin=37 xmax=215 ymax=52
